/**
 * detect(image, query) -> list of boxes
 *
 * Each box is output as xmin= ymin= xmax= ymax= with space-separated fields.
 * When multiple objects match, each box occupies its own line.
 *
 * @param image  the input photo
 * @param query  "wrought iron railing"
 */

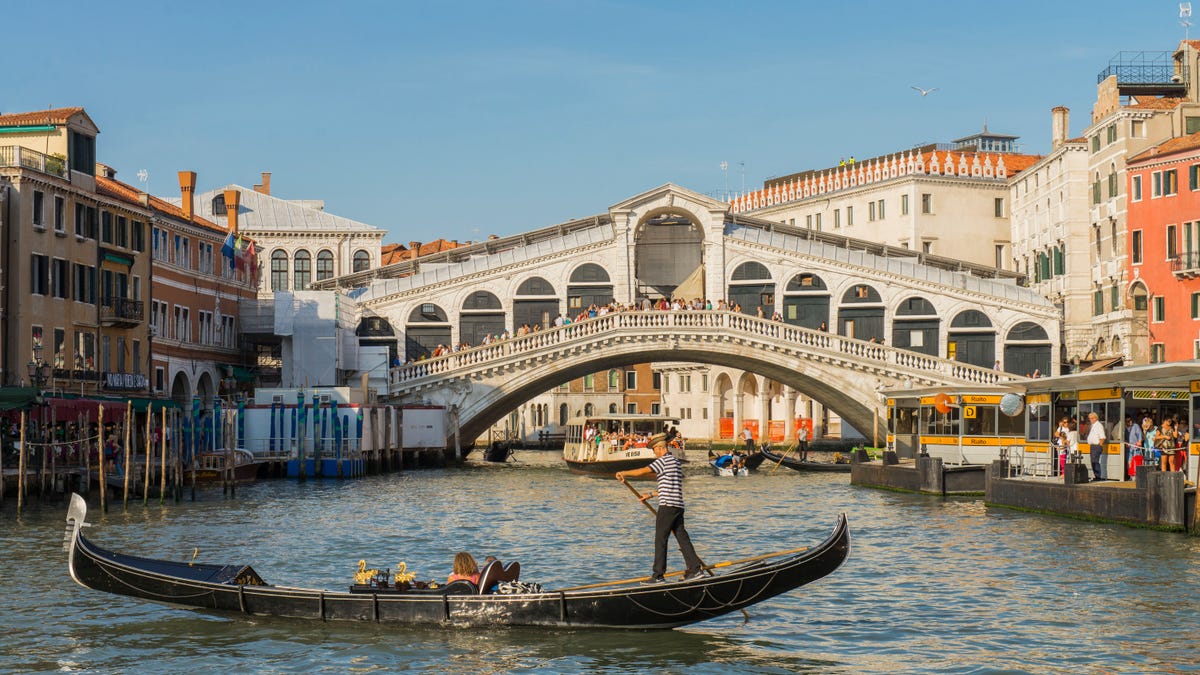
xmin=1171 ymin=251 xmax=1200 ymax=275
xmin=1097 ymin=51 xmax=1187 ymax=86
xmin=100 ymin=297 xmax=145 ymax=322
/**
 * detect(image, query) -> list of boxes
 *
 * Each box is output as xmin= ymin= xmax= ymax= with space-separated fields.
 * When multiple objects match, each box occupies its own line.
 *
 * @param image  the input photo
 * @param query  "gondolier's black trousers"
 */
xmin=654 ymin=505 xmax=702 ymax=577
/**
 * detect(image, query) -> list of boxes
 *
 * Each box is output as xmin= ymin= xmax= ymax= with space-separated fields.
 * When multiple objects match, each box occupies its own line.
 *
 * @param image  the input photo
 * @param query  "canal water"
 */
xmin=3 ymin=450 xmax=1199 ymax=674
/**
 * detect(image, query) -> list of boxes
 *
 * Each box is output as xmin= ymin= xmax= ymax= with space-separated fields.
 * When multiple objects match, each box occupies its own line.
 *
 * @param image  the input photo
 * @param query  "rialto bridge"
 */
xmin=319 ymin=184 xmax=1059 ymax=443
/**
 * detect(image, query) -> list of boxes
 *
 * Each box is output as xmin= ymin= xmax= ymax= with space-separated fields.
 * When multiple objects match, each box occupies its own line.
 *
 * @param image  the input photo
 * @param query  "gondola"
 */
xmin=761 ymin=446 xmax=852 ymax=473
xmin=63 ymin=493 xmax=850 ymax=629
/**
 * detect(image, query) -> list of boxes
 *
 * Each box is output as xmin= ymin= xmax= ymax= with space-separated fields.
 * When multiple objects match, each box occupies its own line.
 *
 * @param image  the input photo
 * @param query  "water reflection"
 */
xmin=6 ymin=450 xmax=1200 ymax=673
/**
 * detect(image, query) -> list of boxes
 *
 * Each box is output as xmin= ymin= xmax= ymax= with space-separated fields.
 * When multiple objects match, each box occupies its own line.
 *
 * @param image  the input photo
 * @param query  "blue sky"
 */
xmin=3 ymin=1 xmax=1188 ymax=244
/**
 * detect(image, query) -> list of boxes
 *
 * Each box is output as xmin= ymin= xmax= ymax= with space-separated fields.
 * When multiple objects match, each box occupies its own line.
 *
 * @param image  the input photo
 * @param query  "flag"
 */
xmin=246 ymin=240 xmax=259 ymax=286
xmin=234 ymin=235 xmax=246 ymax=272
xmin=221 ymin=232 xmax=235 ymax=268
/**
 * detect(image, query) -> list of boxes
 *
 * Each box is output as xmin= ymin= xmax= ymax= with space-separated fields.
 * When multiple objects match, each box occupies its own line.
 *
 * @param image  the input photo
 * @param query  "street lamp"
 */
xmin=27 ymin=343 xmax=52 ymax=388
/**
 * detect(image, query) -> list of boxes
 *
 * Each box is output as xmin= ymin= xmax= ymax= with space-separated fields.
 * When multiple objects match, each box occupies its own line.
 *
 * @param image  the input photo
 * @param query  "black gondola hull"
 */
xmin=65 ymin=494 xmax=849 ymax=629
xmin=761 ymin=447 xmax=852 ymax=473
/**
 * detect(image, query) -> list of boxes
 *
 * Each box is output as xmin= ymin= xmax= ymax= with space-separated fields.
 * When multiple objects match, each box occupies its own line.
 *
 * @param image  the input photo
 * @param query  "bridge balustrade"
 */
xmin=388 ymin=310 xmax=1007 ymax=392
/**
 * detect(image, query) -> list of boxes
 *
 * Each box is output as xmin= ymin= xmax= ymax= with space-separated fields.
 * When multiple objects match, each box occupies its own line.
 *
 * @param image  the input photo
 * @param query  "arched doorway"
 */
xmin=737 ymin=372 xmax=759 ymax=438
xmin=196 ymin=372 xmax=215 ymax=412
xmin=405 ymin=303 xmax=450 ymax=361
xmin=782 ymin=272 xmax=830 ymax=329
xmin=727 ymin=262 xmax=774 ymax=315
xmin=838 ymin=284 xmax=883 ymax=341
xmin=892 ymin=296 xmax=939 ymax=357
xmin=170 ymin=371 xmax=191 ymax=408
xmin=567 ymin=263 xmax=613 ymax=315
xmin=1004 ymin=322 xmax=1052 ymax=376
xmin=634 ymin=212 xmax=703 ymax=300
xmin=715 ymin=372 xmax=734 ymax=439
xmin=460 ymin=291 xmax=505 ymax=346
xmin=948 ymin=310 xmax=996 ymax=368
xmin=513 ymin=276 xmax=559 ymax=330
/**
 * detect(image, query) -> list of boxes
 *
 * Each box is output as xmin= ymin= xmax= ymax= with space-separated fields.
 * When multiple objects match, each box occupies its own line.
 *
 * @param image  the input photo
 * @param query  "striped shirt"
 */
xmin=649 ymin=453 xmax=685 ymax=508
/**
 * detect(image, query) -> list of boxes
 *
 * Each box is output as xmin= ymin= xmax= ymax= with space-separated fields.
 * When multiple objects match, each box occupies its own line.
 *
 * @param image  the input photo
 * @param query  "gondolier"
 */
xmin=615 ymin=433 xmax=703 ymax=584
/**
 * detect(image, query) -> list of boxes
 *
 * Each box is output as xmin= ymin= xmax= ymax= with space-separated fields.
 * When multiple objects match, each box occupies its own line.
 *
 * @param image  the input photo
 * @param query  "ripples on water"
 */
xmin=3 ymin=451 xmax=1200 ymax=674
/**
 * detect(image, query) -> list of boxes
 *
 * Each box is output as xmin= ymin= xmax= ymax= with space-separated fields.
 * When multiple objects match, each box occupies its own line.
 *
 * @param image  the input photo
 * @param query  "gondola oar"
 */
xmin=619 ymin=478 xmax=714 ymax=577
xmin=769 ymin=443 xmax=797 ymax=475
xmin=556 ymin=544 xmax=813 ymax=592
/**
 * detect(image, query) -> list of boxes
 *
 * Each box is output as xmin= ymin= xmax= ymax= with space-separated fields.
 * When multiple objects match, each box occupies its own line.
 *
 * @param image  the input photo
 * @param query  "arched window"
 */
xmin=609 ymin=403 xmax=619 ymax=414
xmin=270 ymin=249 xmax=288 ymax=291
xmin=211 ymin=194 xmax=226 ymax=217
xmin=559 ymin=403 xmax=569 ymax=426
xmin=293 ymin=250 xmax=311 ymax=290
xmin=608 ymin=369 xmax=620 ymax=389
xmin=353 ymin=250 xmax=371 ymax=273
xmin=584 ymin=403 xmax=594 ymax=416
xmin=316 ymin=250 xmax=334 ymax=281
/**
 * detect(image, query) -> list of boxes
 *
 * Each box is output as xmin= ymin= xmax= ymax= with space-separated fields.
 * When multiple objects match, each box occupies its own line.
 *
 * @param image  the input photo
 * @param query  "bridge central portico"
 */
xmin=327 ymin=183 xmax=1058 ymax=444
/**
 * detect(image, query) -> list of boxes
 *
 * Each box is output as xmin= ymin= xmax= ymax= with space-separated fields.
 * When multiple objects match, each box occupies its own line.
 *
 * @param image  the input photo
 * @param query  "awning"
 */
xmin=231 ymin=366 xmax=256 ymax=383
xmin=0 ymin=387 xmax=39 ymax=411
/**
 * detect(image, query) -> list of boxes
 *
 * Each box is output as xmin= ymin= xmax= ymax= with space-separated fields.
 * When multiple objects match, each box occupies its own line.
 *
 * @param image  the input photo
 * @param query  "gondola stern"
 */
xmin=64 ymin=493 xmax=91 ymax=589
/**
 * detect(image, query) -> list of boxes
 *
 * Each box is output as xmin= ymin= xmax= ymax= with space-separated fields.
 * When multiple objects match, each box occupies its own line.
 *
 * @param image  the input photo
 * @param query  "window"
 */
xmin=922 ymin=241 xmax=932 ymax=254
xmin=1131 ymin=175 xmax=1142 ymax=201
xmin=1152 ymin=169 xmax=1178 ymax=197
xmin=132 ymin=340 xmax=140 ymax=375
xmin=101 ymin=211 xmax=113 ymax=243
xmin=1111 ymin=285 xmax=1119 ymax=312
xmin=608 ymin=370 xmax=620 ymax=389
xmin=921 ymin=193 xmax=932 ymax=214
xmin=583 ymin=373 xmax=594 ymax=391
xmin=116 ymin=337 xmax=126 ymax=373
xmin=211 ymin=194 xmax=226 ymax=217
xmin=651 ymin=403 xmax=662 ymax=415
xmin=132 ymin=221 xmax=144 ymax=251
xmin=53 ymin=329 xmax=65 ymax=368
xmin=1150 ymin=343 xmax=1166 ymax=363
xmin=30 ymin=254 xmax=49 ymax=295
xmin=353 ymin=250 xmax=371 ymax=273
xmin=1106 ymin=124 xmax=1117 ymax=144
xmin=1191 ymin=165 xmax=1200 ymax=192
xmin=994 ymin=197 xmax=1004 ymax=217
xmin=846 ymin=205 xmax=853 ymax=225
xmin=814 ymin=213 xmax=822 ymax=231
xmin=626 ymin=403 xmax=637 ymax=414
xmin=652 ymin=372 xmax=662 ymax=390
xmin=1132 ymin=230 xmax=1143 ymax=264
xmin=316 ymin=250 xmax=334 ymax=281
xmin=1053 ymin=246 xmax=1064 ymax=275
xmin=1107 ymin=171 xmax=1117 ymax=198
xmin=1167 ymin=225 xmax=1179 ymax=259
xmin=1131 ymin=119 xmax=1144 ymax=138
xmin=1091 ymin=135 xmax=1100 ymax=152
xmin=115 ymin=216 xmax=127 ymax=248
xmin=52 ymin=258 xmax=68 ymax=298
xmin=271 ymin=250 xmax=288 ymax=291
xmin=1093 ymin=289 xmax=1103 ymax=316
xmin=901 ymin=194 xmax=909 ymax=215
xmin=1192 ymin=292 xmax=1200 ymax=319
xmin=32 ymin=191 xmax=44 ymax=228
xmin=1153 ymin=296 xmax=1165 ymax=322
xmin=868 ymin=201 xmax=876 ymax=221
xmin=1092 ymin=179 xmax=1101 ymax=204
xmin=877 ymin=199 xmax=885 ymax=219
xmin=101 ymin=335 xmax=110 ymax=373
xmin=833 ymin=209 xmax=841 ymax=229
xmin=701 ymin=374 xmax=709 ymax=392
xmin=625 ymin=370 xmax=637 ymax=390
xmin=805 ymin=214 xmax=812 ymax=229
xmin=294 ymin=250 xmax=311 ymax=290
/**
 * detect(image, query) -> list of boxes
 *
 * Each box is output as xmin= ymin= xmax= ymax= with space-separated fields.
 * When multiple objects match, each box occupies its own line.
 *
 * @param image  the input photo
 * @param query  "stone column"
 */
xmin=785 ymin=388 xmax=798 ymax=441
xmin=710 ymin=392 xmax=722 ymax=441
xmin=733 ymin=393 xmax=744 ymax=442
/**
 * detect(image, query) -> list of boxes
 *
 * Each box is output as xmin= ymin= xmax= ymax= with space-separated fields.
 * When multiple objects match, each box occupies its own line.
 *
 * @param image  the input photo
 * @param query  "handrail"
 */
xmin=389 ymin=310 xmax=1010 ymax=391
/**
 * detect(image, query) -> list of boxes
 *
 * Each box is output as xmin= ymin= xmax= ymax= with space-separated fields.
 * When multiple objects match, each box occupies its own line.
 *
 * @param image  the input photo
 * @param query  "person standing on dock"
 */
xmin=615 ymin=434 xmax=703 ymax=584
xmin=1087 ymin=412 xmax=1107 ymax=481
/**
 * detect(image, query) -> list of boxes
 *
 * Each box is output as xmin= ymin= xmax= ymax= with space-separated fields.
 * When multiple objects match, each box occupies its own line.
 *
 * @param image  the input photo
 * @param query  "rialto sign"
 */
xmin=104 ymin=372 xmax=148 ymax=391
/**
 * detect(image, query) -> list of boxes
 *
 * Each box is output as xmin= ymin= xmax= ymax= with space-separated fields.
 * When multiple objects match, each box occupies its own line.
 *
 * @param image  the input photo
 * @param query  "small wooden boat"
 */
xmin=761 ymin=446 xmax=852 ymax=473
xmin=187 ymin=449 xmax=263 ymax=485
xmin=482 ymin=441 xmax=513 ymax=463
xmin=63 ymin=493 xmax=850 ymax=629
xmin=710 ymin=460 xmax=749 ymax=477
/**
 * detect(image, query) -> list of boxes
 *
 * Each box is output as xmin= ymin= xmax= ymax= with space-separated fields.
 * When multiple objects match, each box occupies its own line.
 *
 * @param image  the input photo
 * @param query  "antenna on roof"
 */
xmin=136 ymin=169 xmax=149 ymax=195
xmin=1183 ymin=3 xmax=1193 ymax=40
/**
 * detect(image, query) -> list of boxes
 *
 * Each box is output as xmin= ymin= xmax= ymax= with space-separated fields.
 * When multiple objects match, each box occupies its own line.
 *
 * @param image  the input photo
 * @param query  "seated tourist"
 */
xmin=447 ymin=552 xmax=480 ymax=585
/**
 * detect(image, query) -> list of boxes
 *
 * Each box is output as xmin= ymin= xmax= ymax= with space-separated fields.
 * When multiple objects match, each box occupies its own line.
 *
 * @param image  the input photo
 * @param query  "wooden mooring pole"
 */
xmin=159 ymin=406 xmax=167 ymax=505
xmin=17 ymin=411 xmax=27 ymax=515
xmin=123 ymin=404 xmax=132 ymax=510
xmin=143 ymin=410 xmax=152 ymax=507
xmin=98 ymin=405 xmax=107 ymax=513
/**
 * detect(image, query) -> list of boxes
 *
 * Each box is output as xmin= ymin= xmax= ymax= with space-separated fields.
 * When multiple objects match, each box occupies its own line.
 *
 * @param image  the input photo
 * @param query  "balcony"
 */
xmin=100 ymin=297 xmax=144 ymax=327
xmin=1097 ymin=51 xmax=1188 ymax=96
xmin=1171 ymin=252 xmax=1200 ymax=279
xmin=0 ymin=146 xmax=68 ymax=179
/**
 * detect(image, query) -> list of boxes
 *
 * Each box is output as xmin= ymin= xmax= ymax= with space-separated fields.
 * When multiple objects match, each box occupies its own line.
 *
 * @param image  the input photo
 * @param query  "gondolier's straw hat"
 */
xmin=649 ymin=433 xmax=668 ymax=448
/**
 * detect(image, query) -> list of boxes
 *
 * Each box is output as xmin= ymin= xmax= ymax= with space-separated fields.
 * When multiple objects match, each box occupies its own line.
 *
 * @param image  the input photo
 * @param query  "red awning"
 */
xmin=43 ymin=398 xmax=128 ymax=422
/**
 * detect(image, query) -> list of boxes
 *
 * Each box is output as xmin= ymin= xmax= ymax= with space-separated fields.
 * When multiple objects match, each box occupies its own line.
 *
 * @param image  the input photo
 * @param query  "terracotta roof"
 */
xmin=380 ymin=243 xmax=407 ymax=265
xmin=397 ymin=239 xmax=464 ymax=260
xmin=915 ymin=150 xmax=1043 ymax=176
xmin=1128 ymin=129 xmax=1200 ymax=164
xmin=0 ymin=107 xmax=85 ymax=127
xmin=1064 ymin=136 xmax=1087 ymax=144
xmin=96 ymin=175 xmax=240 ymax=239
xmin=1127 ymin=96 xmax=1188 ymax=110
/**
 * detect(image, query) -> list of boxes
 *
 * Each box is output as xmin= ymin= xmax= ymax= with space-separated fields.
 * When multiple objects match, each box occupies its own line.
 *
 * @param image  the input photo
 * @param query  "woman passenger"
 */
xmin=447 ymin=552 xmax=480 ymax=585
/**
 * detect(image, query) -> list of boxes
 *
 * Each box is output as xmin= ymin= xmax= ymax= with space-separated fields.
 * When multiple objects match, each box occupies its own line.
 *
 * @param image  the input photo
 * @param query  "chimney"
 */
xmin=178 ymin=171 xmax=197 ymax=221
xmin=1051 ymin=106 xmax=1070 ymax=149
xmin=409 ymin=241 xmax=420 ymax=253
xmin=138 ymin=192 xmax=150 ymax=207
xmin=223 ymin=189 xmax=241 ymax=234
xmin=253 ymin=171 xmax=272 ymax=195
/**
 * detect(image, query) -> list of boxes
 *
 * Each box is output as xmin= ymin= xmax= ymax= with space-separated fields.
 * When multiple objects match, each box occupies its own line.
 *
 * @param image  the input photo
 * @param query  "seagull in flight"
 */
xmin=911 ymin=86 xmax=938 ymax=96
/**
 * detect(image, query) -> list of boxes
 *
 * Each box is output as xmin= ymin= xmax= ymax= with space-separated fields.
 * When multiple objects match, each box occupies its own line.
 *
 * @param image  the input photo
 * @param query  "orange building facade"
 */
xmin=1125 ymin=133 xmax=1200 ymax=362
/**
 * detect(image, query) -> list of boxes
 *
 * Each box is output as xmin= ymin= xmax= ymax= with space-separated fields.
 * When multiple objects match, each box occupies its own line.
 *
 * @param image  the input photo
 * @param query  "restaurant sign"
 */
xmin=104 ymin=372 xmax=148 ymax=391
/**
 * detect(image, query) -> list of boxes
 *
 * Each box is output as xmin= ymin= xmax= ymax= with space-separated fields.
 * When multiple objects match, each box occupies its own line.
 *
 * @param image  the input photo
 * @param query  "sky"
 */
xmin=3 ymin=1 xmax=1191 ymax=244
